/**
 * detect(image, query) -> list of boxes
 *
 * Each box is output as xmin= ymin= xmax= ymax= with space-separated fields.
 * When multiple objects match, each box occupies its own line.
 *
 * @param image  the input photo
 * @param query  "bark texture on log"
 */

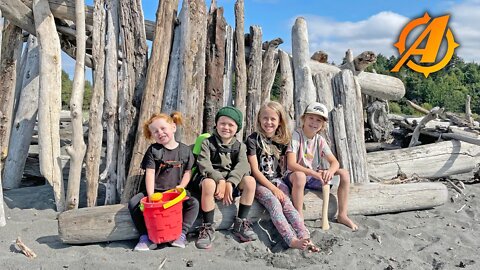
xmin=331 ymin=105 xmax=350 ymax=171
xmin=33 ymin=0 xmax=65 ymax=212
xmin=0 ymin=9 xmax=4 ymax=226
xmin=117 ymin=0 xmax=148 ymax=198
xmin=3 ymin=35 xmax=39 ymax=189
xmin=162 ymin=24 xmax=181 ymax=114
xmin=292 ymin=17 xmax=316 ymax=124
xmin=0 ymin=22 xmax=22 ymax=167
xmin=313 ymin=72 xmax=335 ymax=153
xmin=277 ymin=49 xmax=295 ymax=129
xmin=175 ymin=0 xmax=207 ymax=144
xmin=332 ymin=70 xmax=368 ymax=183
xmin=233 ymin=0 xmax=246 ymax=141
xmin=65 ymin=0 xmax=86 ymax=210
xmin=122 ymin=0 xmax=179 ymax=203
xmin=245 ymin=25 xmax=262 ymax=137
xmin=367 ymin=140 xmax=480 ymax=180
xmin=58 ymin=182 xmax=448 ymax=244
xmin=101 ymin=0 xmax=119 ymax=205
xmin=85 ymin=0 xmax=105 ymax=207
xmin=204 ymin=6 xmax=226 ymax=132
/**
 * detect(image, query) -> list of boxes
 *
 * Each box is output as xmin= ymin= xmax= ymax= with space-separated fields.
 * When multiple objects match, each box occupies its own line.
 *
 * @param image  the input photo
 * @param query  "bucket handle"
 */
xmin=163 ymin=187 xmax=187 ymax=209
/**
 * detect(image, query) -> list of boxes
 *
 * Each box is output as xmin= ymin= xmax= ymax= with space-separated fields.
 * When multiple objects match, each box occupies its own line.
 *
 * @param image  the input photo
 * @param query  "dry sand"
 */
xmin=1 ymin=179 xmax=479 ymax=270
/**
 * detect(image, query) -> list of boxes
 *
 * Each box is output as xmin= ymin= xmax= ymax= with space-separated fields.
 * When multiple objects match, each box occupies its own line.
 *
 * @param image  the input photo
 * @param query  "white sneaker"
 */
xmin=134 ymin=235 xmax=156 ymax=251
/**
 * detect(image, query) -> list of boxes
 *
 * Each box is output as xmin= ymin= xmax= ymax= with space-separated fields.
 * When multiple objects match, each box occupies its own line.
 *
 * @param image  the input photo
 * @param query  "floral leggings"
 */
xmin=255 ymin=180 xmax=310 ymax=246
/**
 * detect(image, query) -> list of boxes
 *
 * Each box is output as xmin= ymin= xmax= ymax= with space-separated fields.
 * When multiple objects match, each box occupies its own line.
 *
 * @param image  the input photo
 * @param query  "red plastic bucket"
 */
xmin=140 ymin=188 xmax=187 ymax=244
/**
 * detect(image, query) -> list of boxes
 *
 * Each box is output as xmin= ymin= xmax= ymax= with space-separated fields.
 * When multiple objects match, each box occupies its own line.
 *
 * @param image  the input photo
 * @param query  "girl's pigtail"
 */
xmin=170 ymin=111 xmax=183 ymax=126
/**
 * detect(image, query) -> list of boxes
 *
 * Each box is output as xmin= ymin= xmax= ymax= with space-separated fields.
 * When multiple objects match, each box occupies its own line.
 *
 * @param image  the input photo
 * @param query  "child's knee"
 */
xmin=337 ymin=169 xmax=350 ymax=183
xmin=240 ymin=176 xmax=256 ymax=192
xmin=201 ymin=178 xmax=216 ymax=194
xmin=290 ymin=172 xmax=306 ymax=187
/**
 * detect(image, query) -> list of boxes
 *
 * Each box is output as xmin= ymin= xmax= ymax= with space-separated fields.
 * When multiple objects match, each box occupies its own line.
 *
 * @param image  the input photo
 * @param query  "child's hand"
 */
xmin=272 ymin=187 xmax=286 ymax=202
xmin=223 ymin=182 xmax=234 ymax=205
xmin=215 ymin=180 xmax=226 ymax=200
xmin=321 ymin=170 xmax=334 ymax=183
xmin=312 ymin=171 xmax=326 ymax=184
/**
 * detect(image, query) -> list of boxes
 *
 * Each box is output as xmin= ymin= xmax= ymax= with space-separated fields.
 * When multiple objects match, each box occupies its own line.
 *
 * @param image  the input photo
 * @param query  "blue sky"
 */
xmin=73 ymin=0 xmax=479 ymax=79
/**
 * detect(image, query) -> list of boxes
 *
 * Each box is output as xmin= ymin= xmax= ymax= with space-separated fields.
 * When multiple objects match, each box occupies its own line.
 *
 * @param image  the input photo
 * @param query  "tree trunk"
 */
xmin=116 ymin=0 xmax=148 ymax=199
xmin=233 ymin=0 xmax=247 ymax=141
xmin=203 ymin=6 xmax=226 ymax=132
xmin=64 ymin=0 xmax=86 ymax=210
xmin=223 ymin=25 xmax=234 ymax=106
xmin=122 ymin=0 xmax=179 ymax=203
xmin=277 ymin=49 xmax=295 ymax=129
xmin=3 ymin=35 xmax=39 ymax=189
xmin=85 ymin=0 xmax=105 ymax=207
xmin=101 ymin=0 xmax=119 ymax=205
xmin=0 ymin=22 xmax=22 ymax=169
xmin=58 ymin=182 xmax=448 ymax=244
xmin=175 ymin=0 xmax=207 ymax=144
xmin=244 ymin=25 xmax=262 ymax=137
xmin=260 ymin=39 xmax=281 ymax=104
xmin=309 ymin=60 xmax=405 ymax=101
xmin=367 ymin=140 xmax=480 ymax=180
xmin=332 ymin=70 xmax=368 ymax=183
xmin=292 ymin=17 xmax=316 ymax=125
xmin=33 ymin=0 xmax=65 ymax=212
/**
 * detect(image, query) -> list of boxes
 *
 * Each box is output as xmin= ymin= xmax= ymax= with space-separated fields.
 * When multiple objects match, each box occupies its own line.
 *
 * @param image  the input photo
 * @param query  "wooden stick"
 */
xmin=322 ymin=184 xmax=330 ymax=230
xmin=15 ymin=237 xmax=37 ymax=259
xmin=406 ymin=100 xmax=429 ymax=115
xmin=408 ymin=107 xmax=444 ymax=147
xmin=445 ymin=179 xmax=464 ymax=195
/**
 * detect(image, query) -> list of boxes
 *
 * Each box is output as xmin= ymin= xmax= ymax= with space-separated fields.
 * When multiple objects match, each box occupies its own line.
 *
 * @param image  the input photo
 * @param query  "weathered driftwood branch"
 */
xmin=367 ymin=140 xmax=480 ymax=180
xmin=277 ymin=49 xmax=295 ymax=129
xmin=309 ymin=60 xmax=405 ymax=101
xmin=367 ymin=100 xmax=393 ymax=142
xmin=365 ymin=142 xmax=401 ymax=152
xmin=15 ymin=237 xmax=37 ymax=258
xmin=465 ymin=95 xmax=474 ymax=126
xmin=408 ymin=107 xmax=444 ymax=147
xmin=122 ymin=0 xmax=179 ymax=203
xmin=441 ymin=133 xmax=480 ymax=146
xmin=0 ymin=0 xmax=36 ymax=34
xmin=33 ymin=0 xmax=65 ymax=212
xmin=233 ymin=0 xmax=247 ymax=141
xmin=260 ymin=38 xmax=282 ymax=104
xmin=331 ymin=105 xmax=350 ymax=171
xmin=313 ymin=72 xmax=335 ymax=154
xmin=245 ymin=25 xmax=262 ymax=137
xmin=406 ymin=100 xmax=429 ymax=115
xmin=223 ymin=25 xmax=234 ymax=106
xmin=3 ymin=35 xmax=39 ymax=189
xmin=58 ymin=182 xmax=448 ymax=244
xmin=0 ymin=10 xmax=5 ymax=226
xmin=65 ymin=0 xmax=86 ymax=210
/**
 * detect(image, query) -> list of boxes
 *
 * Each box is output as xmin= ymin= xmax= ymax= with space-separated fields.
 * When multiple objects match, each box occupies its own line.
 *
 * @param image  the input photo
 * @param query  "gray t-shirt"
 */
xmin=141 ymin=143 xmax=194 ymax=191
xmin=286 ymin=129 xmax=332 ymax=170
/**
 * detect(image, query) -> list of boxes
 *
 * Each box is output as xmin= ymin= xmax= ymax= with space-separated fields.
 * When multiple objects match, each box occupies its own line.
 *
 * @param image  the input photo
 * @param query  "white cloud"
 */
xmin=299 ymin=1 xmax=480 ymax=64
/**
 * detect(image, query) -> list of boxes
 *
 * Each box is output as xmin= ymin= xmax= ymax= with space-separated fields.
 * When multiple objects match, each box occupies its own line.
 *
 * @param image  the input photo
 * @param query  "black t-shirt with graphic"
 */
xmin=245 ymin=132 xmax=287 ymax=181
xmin=141 ymin=143 xmax=194 ymax=191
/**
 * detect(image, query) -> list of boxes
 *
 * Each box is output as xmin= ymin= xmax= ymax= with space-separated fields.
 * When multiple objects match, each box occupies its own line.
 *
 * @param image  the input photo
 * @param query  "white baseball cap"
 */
xmin=303 ymin=102 xmax=328 ymax=120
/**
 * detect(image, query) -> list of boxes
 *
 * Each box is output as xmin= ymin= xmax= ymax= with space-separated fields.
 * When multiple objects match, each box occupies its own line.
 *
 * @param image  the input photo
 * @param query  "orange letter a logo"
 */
xmin=391 ymin=12 xmax=459 ymax=77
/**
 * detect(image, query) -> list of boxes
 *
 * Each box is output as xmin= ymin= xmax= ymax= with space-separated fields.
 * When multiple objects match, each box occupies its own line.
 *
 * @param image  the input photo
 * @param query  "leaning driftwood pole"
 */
xmin=0 ymin=9 xmax=5 ymax=227
xmin=175 ymin=0 xmax=207 ymax=144
xmin=204 ymin=3 xmax=226 ymax=131
xmin=117 ymin=0 xmax=148 ymax=197
xmin=101 ymin=0 xmax=120 ymax=205
xmin=223 ymin=25 xmax=234 ymax=106
xmin=85 ymin=0 xmax=105 ymax=207
xmin=65 ymin=0 xmax=86 ymax=210
xmin=245 ymin=25 xmax=262 ymax=137
xmin=331 ymin=105 xmax=350 ymax=171
xmin=260 ymin=38 xmax=282 ymax=104
xmin=3 ymin=35 xmax=39 ymax=189
xmin=277 ymin=49 xmax=294 ymax=127
xmin=33 ymin=0 xmax=65 ymax=212
xmin=292 ymin=17 xmax=316 ymax=124
xmin=0 ymin=22 xmax=22 ymax=169
xmin=122 ymin=0 xmax=179 ymax=202
xmin=58 ymin=182 xmax=448 ymax=244
xmin=368 ymin=140 xmax=480 ymax=180
xmin=233 ymin=0 xmax=247 ymax=141
xmin=332 ymin=70 xmax=368 ymax=183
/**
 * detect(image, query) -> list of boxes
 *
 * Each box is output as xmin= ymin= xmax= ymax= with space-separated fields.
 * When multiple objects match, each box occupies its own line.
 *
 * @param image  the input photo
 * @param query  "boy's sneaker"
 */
xmin=133 ymin=234 xmax=157 ymax=251
xmin=171 ymin=233 xmax=187 ymax=248
xmin=195 ymin=223 xmax=215 ymax=249
xmin=233 ymin=217 xmax=258 ymax=242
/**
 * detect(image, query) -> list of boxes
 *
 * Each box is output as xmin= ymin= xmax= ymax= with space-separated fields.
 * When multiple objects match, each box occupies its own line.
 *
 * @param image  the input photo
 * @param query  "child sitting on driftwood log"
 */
xmin=284 ymin=102 xmax=358 ymax=230
xmin=128 ymin=112 xmax=199 ymax=251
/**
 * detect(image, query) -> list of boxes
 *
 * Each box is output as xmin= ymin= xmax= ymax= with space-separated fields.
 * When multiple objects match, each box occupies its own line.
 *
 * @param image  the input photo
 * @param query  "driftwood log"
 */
xmin=367 ymin=140 xmax=480 ymax=180
xmin=85 ymin=0 xmax=105 ymax=207
xmin=245 ymin=25 xmax=262 ymax=137
xmin=58 ymin=182 xmax=448 ymax=244
xmin=223 ymin=25 xmax=234 ymax=106
xmin=0 ymin=9 xmax=4 ymax=227
xmin=260 ymin=38 xmax=281 ymax=104
xmin=233 ymin=0 xmax=247 ymax=141
xmin=277 ymin=49 xmax=295 ymax=129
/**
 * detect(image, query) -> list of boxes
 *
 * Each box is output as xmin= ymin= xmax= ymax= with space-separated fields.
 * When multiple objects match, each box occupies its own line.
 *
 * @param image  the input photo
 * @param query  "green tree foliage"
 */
xmin=369 ymin=54 xmax=480 ymax=116
xmin=61 ymin=70 xmax=92 ymax=111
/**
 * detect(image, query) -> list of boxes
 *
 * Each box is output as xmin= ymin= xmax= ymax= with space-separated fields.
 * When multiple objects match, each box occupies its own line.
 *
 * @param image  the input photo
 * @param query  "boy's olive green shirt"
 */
xmin=196 ymin=131 xmax=250 ymax=187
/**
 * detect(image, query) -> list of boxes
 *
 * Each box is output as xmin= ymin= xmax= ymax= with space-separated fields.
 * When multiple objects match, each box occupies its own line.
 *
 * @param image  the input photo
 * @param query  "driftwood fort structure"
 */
xmin=0 ymin=0 xmax=478 ymax=241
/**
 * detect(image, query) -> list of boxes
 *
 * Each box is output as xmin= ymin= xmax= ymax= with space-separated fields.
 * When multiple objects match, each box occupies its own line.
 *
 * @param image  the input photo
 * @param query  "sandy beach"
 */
xmin=1 ymin=175 xmax=479 ymax=270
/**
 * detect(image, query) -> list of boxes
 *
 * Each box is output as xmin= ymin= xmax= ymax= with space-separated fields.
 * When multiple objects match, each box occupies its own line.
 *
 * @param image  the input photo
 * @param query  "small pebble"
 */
xmin=186 ymin=260 xmax=193 ymax=267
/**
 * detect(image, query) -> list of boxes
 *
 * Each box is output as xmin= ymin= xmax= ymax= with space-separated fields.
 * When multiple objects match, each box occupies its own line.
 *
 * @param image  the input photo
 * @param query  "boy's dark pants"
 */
xmin=128 ymin=191 xmax=200 ymax=235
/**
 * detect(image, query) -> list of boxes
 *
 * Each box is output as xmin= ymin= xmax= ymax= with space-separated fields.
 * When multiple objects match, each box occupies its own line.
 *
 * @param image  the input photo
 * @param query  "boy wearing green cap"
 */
xmin=194 ymin=106 xmax=258 ymax=249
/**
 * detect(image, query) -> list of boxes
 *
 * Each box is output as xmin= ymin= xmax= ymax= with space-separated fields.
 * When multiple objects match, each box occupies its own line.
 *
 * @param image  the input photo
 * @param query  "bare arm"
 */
xmin=178 ymin=170 xmax=192 ymax=188
xmin=145 ymin=168 xmax=155 ymax=197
